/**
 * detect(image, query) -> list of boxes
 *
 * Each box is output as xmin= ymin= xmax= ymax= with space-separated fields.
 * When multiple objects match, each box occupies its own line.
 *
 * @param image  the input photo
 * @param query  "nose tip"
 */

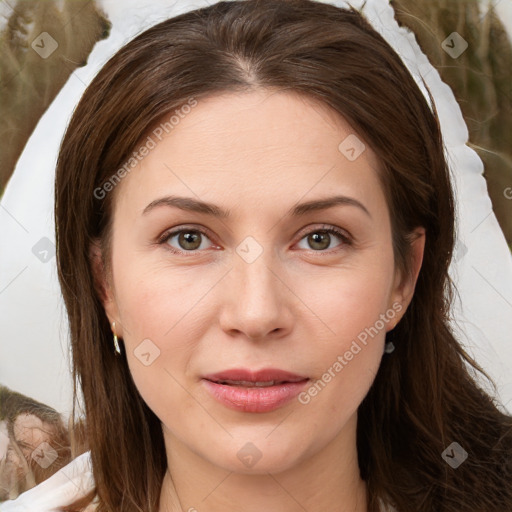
xmin=219 ymin=254 xmax=294 ymax=342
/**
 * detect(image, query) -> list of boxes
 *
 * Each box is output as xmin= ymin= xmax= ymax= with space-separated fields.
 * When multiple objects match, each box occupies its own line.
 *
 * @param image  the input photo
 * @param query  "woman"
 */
xmin=2 ymin=0 xmax=511 ymax=510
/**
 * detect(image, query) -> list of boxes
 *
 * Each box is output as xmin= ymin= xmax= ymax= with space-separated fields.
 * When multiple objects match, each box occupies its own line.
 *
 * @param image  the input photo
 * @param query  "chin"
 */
xmin=205 ymin=435 xmax=310 ymax=475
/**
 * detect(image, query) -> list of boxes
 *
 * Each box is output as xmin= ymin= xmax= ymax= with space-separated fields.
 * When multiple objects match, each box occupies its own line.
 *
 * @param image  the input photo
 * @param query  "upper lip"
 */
xmin=203 ymin=368 xmax=308 ymax=384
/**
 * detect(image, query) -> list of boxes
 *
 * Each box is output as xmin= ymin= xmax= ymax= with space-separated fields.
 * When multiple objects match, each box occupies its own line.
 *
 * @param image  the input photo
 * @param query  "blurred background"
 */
xmin=0 ymin=0 xmax=511 ymax=502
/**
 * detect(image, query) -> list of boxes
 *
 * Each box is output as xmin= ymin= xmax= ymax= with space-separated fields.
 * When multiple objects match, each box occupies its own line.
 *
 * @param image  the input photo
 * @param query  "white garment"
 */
xmin=0 ymin=451 xmax=95 ymax=512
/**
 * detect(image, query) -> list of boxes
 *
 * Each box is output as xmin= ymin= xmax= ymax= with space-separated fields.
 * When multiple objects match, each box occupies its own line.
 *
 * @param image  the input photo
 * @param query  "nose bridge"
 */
xmin=220 ymin=235 xmax=291 ymax=339
xmin=234 ymin=236 xmax=280 ymax=305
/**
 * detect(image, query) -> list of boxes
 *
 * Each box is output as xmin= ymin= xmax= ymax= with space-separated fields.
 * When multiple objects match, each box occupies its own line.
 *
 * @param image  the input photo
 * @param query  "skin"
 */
xmin=91 ymin=89 xmax=425 ymax=512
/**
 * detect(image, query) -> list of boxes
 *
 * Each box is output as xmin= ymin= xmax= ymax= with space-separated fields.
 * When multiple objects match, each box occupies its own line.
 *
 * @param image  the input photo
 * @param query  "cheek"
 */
xmin=298 ymin=258 xmax=395 ymax=345
xmin=294 ymin=257 xmax=394 ymax=413
xmin=113 ymin=265 xmax=207 ymax=417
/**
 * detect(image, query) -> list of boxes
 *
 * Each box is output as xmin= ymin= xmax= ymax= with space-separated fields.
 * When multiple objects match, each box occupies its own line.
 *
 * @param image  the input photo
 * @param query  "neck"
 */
xmin=159 ymin=414 xmax=368 ymax=512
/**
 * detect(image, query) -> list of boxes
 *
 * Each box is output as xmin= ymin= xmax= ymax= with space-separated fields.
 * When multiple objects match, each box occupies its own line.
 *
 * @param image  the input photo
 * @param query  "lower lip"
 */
xmin=202 ymin=379 xmax=309 ymax=413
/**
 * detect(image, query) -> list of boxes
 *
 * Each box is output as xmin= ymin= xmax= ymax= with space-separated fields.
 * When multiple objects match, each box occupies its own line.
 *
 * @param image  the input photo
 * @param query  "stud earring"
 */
xmin=112 ymin=321 xmax=121 ymax=355
xmin=384 ymin=329 xmax=396 ymax=354
xmin=384 ymin=325 xmax=396 ymax=354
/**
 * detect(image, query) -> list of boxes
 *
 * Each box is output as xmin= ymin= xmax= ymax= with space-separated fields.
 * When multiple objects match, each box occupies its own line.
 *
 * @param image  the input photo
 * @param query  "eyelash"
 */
xmin=157 ymin=224 xmax=352 ymax=256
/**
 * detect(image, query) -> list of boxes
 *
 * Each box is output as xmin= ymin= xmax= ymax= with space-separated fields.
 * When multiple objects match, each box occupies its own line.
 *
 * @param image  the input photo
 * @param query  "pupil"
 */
xmin=180 ymin=231 xmax=200 ymax=250
xmin=310 ymin=232 xmax=329 ymax=250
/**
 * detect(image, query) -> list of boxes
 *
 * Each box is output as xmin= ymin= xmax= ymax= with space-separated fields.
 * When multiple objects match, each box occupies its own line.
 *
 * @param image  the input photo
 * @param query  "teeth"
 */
xmin=219 ymin=380 xmax=279 ymax=387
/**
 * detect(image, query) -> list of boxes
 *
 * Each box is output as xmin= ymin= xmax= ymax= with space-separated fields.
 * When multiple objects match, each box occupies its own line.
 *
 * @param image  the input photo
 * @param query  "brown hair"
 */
xmin=54 ymin=1 xmax=512 ymax=510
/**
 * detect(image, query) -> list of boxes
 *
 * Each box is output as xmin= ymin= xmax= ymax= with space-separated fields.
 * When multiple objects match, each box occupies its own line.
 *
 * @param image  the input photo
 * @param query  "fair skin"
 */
xmin=91 ymin=90 xmax=425 ymax=512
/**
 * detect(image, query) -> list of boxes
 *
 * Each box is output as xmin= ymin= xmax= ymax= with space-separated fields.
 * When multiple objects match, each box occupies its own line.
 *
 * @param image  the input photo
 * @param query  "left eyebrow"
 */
xmin=289 ymin=195 xmax=372 ymax=218
xmin=141 ymin=194 xmax=371 ymax=219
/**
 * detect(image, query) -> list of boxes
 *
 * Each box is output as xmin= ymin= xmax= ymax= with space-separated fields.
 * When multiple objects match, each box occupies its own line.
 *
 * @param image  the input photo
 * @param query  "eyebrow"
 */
xmin=142 ymin=194 xmax=371 ymax=219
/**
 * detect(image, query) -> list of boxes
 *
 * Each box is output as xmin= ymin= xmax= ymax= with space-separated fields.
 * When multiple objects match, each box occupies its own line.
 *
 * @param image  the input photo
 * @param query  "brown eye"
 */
xmin=176 ymin=231 xmax=202 ymax=250
xmin=297 ymin=226 xmax=351 ymax=252
xmin=160 ymin=228 xmax=213 ymax=253
xmin=307 ymin=231 xmax=331 ymax=250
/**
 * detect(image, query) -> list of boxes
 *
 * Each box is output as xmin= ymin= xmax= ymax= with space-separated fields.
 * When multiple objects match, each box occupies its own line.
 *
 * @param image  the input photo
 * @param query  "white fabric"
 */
xmin=0 ymin=451 xmax=95 ymax=511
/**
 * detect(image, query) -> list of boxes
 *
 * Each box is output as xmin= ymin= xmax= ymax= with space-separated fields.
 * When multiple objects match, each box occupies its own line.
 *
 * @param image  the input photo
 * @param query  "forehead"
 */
xmin=113 ymin=90 xmax=385 ymax=218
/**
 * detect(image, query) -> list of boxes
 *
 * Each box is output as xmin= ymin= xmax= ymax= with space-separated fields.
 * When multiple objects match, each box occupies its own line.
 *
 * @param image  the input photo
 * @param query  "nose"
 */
xmin=218 ymin=243 xmax=294 ymax=342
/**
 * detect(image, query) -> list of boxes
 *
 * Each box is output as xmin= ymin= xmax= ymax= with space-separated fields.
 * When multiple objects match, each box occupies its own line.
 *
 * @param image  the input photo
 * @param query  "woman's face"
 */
xmin=93 ymin=90 xmax=423 ymax=474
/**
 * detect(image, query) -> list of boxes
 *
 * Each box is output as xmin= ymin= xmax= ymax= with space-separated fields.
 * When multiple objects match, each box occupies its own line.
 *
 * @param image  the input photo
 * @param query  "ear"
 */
xmin=89 ymin=239 xmax=122 ymax=335
xmin=388 ymin=227 xmax=425 ymax=329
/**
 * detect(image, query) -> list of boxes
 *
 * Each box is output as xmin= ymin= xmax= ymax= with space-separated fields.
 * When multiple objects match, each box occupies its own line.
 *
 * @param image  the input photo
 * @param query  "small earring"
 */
xmin=112 ymin=321 xmax=121 ymax=355
xmin=384 ymin=329 xmax=396 ymax=354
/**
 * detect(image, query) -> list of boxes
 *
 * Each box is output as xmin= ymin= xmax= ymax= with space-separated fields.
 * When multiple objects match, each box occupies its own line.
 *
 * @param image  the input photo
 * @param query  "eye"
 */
xmin=296 ymin=225 xmax=352 ymax=252
xmin=159 ymin=227 xmax=215 ymax=254
xmin=158 ymin=224 xmax=352 ymax=255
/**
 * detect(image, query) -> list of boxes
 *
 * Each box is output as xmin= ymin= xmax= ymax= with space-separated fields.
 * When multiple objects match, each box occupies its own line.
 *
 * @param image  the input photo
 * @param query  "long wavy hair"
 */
xmin=54 ymin=1 xmax=512 ymax=510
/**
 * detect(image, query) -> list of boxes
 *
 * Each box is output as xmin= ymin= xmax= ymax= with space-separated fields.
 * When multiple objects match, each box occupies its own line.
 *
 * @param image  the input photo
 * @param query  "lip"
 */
xmin=203 ymin=368 xmax=308 ymax=383
xmin=202 ymin=368 xmax=309 ymax=413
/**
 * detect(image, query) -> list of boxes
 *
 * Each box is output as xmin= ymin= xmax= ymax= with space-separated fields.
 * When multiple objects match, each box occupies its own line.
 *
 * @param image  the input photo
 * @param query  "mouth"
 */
xmin=208 ymin=379 xmax=302 ymax=387
xmin=203 ymin=368 xmax=308 ymax=384
xmin=201 ymin=368 xmax=309 ymax=413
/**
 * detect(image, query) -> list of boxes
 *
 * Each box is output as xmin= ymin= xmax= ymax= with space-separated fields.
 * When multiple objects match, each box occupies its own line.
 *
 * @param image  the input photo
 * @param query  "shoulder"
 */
xmin=0 ymin=451 xmax=95 ymax=512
